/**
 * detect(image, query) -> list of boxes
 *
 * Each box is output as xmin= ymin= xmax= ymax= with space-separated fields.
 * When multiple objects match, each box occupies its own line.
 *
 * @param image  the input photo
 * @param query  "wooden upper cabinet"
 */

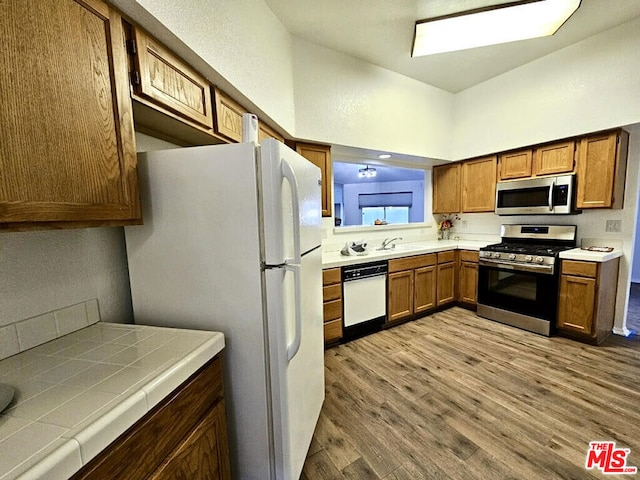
xmin=576 ymin=130 xmax=628 ymax=209
xmin=131 ymin=26 xmax=214 ymax=131
xmin=258 ymin=122 xmax=285 ymax=144
xmin=295 ymin=143 xmax=333 ymax=217
xmin=533 ymin=140 xmax=575 ymax=176
xmin=499 ymin=149 xmax=532 ymax=180
xmin=213 ymin=87 xmax=246 ymax=142
xmin=432 ymin=163 xmax=461 ymax=214
xmin=0 ymin=0 xmax=140 ymax=229
xmin=461 ymin=156 xmax=497 ymax=212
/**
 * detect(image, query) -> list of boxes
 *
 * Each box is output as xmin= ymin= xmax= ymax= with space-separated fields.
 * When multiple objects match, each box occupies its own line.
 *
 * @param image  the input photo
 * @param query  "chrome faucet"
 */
xmin=379 ymin=237 xmax=402 ymax=250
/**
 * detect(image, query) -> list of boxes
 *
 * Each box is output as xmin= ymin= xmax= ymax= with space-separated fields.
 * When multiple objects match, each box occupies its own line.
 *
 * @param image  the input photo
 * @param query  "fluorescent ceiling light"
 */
xmin=412 ymin=0 xmax=581 ymax=57
xmin=378 ymin=154 xmax=391 ymax=159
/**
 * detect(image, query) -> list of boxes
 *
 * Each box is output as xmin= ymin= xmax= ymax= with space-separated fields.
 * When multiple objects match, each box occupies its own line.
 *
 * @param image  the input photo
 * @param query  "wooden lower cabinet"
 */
xmin=72 ymin=356 xmax=230 ymax=479
xmin=388 ymin=270 xmax=414 ymax=322
xmin=436 ymin=251 xmax=456 ymax=307
xmin=387 ymin=254 xmax=437 ymax=323
xmin=457 ymin=250 xmax=479 ymax=307
xmin=557 ymin=258 xmax=619 ymax=344
xmin=414 ymin=266 xmax=437 ymax=313
xmin=323 ymin=268 xmax=343 ymax=344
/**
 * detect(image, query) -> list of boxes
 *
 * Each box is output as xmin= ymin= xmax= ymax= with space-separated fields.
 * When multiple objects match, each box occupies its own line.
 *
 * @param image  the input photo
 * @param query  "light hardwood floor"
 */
xmin=302 ymin=307 xmax=640 ymax=479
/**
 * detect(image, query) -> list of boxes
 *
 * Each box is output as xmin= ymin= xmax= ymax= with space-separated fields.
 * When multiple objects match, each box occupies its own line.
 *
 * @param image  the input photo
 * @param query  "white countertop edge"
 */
xmin=7 ymin=332 xmax=225 ymax=480
xmin=13 ymin=438 xmax=82 ymax=480
xmin=559 ymin=248 xmax=623 ymax=262
xmin=142 ymin=332 xmax=225 ymax=409
xmin=322 ymin=240 xmax=490 ymax=268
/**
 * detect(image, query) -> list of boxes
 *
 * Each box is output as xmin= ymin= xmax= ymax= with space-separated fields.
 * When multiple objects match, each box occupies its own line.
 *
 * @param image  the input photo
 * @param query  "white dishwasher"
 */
xmin=342 ymin=261 xmax=387 ymax=339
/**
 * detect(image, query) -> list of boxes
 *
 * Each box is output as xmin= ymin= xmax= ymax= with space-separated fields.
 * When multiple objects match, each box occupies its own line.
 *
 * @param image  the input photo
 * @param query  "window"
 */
xmin=362 ymin=206 xmax=409 ymax=225
xmin=333 ymin=162 xmax=427 ymax=227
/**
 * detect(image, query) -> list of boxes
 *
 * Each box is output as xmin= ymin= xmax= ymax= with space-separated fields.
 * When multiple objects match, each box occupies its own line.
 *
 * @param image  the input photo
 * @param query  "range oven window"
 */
xmin=478 ymin=265 xmax=558 ymax=321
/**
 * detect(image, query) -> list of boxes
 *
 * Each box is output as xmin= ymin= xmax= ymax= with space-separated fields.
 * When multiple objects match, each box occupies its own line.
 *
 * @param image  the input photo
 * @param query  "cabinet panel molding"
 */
xmin=533 ymin=141 xmax=575 ymax=176
xmin=0 ymin=0 xmax=140 ymax=229
xmin=499 ymin=150 xmax=532 ymax=180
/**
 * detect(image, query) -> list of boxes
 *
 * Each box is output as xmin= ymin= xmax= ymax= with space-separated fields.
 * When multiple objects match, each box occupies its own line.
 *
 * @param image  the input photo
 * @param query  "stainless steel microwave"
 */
xmin=495 ymin=174 xmax=577 ymax=215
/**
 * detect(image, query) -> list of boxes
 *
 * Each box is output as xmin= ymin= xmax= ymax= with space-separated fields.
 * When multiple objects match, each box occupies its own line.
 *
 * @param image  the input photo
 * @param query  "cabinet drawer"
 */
xmin=323 ymin=299 xmax=342 ymax=322
xmin=388 ymin=254 xmax=436 ymax=273
xmin=562 ymin=260 xmax=597 ymax=278
xmin=437 ymin=250 xmax=455 ymax=264
xmin=323 ymin=284 xmax=342 ymax=302
xmin=324 ymin=319 xmax=343 ymax=343
xmin=459 ymin=250 xmax=479 ymax=263
xmin=323 ymin=268 xmax=341 ymax=286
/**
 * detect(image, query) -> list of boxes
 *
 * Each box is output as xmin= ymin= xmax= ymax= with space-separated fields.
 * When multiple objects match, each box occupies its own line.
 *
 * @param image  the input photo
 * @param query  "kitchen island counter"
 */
xmin=0 ymin=323 xmax=224 ymax=480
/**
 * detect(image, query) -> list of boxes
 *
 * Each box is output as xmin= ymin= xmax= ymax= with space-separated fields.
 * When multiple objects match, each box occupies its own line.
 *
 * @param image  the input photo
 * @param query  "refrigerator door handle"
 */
xmin=281 ymin=160 xmax=302 ymax=265
xmin=284 ymin=263 xmax=303 ymax=361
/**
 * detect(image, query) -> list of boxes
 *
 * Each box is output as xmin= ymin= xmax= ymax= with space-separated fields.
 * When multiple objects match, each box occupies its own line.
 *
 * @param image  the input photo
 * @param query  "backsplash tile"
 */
xmin=54 ymin=303 xmax=90 ymax=337
xmin=1 ymin=300 xmax=101 ymax=362
xmin=0 ymin=325 xmax=20 ymax=360
xmin=16 ymin=313 xmax=57 ymax=352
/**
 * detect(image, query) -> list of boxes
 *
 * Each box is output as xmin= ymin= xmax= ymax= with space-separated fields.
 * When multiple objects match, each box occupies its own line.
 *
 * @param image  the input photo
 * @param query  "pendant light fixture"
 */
xmin=358 ymin=165 xmax=377 ymax=178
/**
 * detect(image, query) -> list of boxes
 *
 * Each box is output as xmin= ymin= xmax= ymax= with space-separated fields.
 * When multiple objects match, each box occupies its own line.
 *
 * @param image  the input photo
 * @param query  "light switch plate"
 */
xmin=606 ymin=219 xmax=622 ymax=232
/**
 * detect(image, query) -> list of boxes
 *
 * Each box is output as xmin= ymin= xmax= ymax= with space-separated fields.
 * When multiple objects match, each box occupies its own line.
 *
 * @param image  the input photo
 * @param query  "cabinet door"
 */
xmin=150 ymin=400 xmax=231 ymax=480
xmin=436 ymin=262 xmax=456 ymax=306
xmin=414 ymin=266 xmax=436 ymax=314
xmin=258 ymin=122 xmax=285 ymax=144
xmin=323 ymin=319 xmax=343 ymax=343
xmin=296 ymin=143 xmax=332 ymax=217
xmin=557 ymin=275 xmax=596 ymax=335
xmin=458 ymin=261 xmax=478 ymax=305
xmin=388 ymin=270 xmax=413 ymax=322
xmin=576 ymin=131 xmax=623 ymax=209
xmin=432 ymin=163 xmax=461 ymax=214
xmin=499 ymin=150 xmax=532 ymax=180
xmin=132 ymin=27 xmax=214 ymax=130
xmin=0 ymin=0 xmax=140 ymax=228
xmin=213 ymin=87 xmax=246 ymax=143
xmin=461 ymin=156 xmax=497 ymax=212
xmin=533 ymin=141 xmax=575 ymax=176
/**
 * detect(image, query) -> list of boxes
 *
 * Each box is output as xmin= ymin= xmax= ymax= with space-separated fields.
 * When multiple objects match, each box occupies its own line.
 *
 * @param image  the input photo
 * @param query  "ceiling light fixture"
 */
xmin=412 ymin=0 xmax=581 ymax=57
xmin=358 ymin=165 xmax=377 ymax=178
xmin=378 ymin=154 xmax=391 ymax=159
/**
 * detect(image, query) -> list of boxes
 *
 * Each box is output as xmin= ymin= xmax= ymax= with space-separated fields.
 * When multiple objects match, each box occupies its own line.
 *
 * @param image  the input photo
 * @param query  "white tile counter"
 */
xmin=559 ymin=248 xmax=623 ymax=263
xmin=322 ymin=240 xmax=492 ymax=268
xmin=0 ymin=323 xmax=224 ymax=480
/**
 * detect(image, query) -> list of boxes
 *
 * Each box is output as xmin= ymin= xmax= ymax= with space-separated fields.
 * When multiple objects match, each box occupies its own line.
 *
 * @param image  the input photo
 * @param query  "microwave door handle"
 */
xmin=548 ymin=180 xmax=555 ymax=211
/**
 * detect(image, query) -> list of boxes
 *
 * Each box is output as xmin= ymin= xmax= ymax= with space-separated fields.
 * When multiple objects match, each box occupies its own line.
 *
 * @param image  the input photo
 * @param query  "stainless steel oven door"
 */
xmin=477 ymin=261 xmax=559 ymax=335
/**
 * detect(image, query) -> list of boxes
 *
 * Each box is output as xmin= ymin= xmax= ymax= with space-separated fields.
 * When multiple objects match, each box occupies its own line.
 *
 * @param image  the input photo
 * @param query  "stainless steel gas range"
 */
xmin=477 ymin=224 xmax=577 ymax=336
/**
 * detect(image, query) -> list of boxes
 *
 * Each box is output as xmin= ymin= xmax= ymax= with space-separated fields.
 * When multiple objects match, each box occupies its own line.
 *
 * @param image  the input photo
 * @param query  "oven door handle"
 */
xmin=479 ymin=258 xmax=554 ymax=275
xmin=548 ymin=180 xmax=555 ymax=211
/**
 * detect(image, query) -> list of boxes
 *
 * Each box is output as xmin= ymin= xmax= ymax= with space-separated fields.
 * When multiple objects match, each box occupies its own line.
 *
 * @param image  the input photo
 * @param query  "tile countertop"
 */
xmin=0 ymin=322 xmax=224 ymax=480
xmin=322 ymin=240 xmax=492 ymax=268
xmin=559 ymin=248 xmax=623 ymax=263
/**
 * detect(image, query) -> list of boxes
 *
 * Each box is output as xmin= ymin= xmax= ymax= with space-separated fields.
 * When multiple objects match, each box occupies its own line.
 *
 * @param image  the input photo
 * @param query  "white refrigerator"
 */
xmin=124 ymin=139 xmax=324 ymax=480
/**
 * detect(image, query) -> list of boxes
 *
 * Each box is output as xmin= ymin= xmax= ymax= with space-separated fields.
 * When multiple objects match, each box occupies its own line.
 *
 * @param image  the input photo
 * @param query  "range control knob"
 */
xmin=493 ymin=252 xmax=501 ymax=259
xmin=535 ymin=256 xmax=544 ymax=264
xmin=525 ymin=255 xmax=533 ymax=262
xmin=508 ymin=254 xmax=516 ymax=260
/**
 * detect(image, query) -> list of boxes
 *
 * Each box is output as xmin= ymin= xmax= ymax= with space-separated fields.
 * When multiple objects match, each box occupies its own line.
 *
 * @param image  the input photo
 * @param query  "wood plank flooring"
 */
xmin=302 ymin=307 xmax=640 ymax=480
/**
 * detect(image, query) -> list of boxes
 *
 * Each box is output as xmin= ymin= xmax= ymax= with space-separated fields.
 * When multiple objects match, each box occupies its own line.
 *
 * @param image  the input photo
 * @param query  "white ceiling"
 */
xmin=264 ymin=0 xmax=640 ymax=93
xmin=333 ymin=161 xmax=426 ymax=184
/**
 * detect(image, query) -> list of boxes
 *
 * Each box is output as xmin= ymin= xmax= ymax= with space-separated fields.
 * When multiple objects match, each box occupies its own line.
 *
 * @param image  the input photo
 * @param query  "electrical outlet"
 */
xmin=322 ymin=227 xmax=328 ymax=239
xmin=461 ymin=220 xmax=468 ymax=228
xmin=606 ymin=220 xmax=622 ymax=233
